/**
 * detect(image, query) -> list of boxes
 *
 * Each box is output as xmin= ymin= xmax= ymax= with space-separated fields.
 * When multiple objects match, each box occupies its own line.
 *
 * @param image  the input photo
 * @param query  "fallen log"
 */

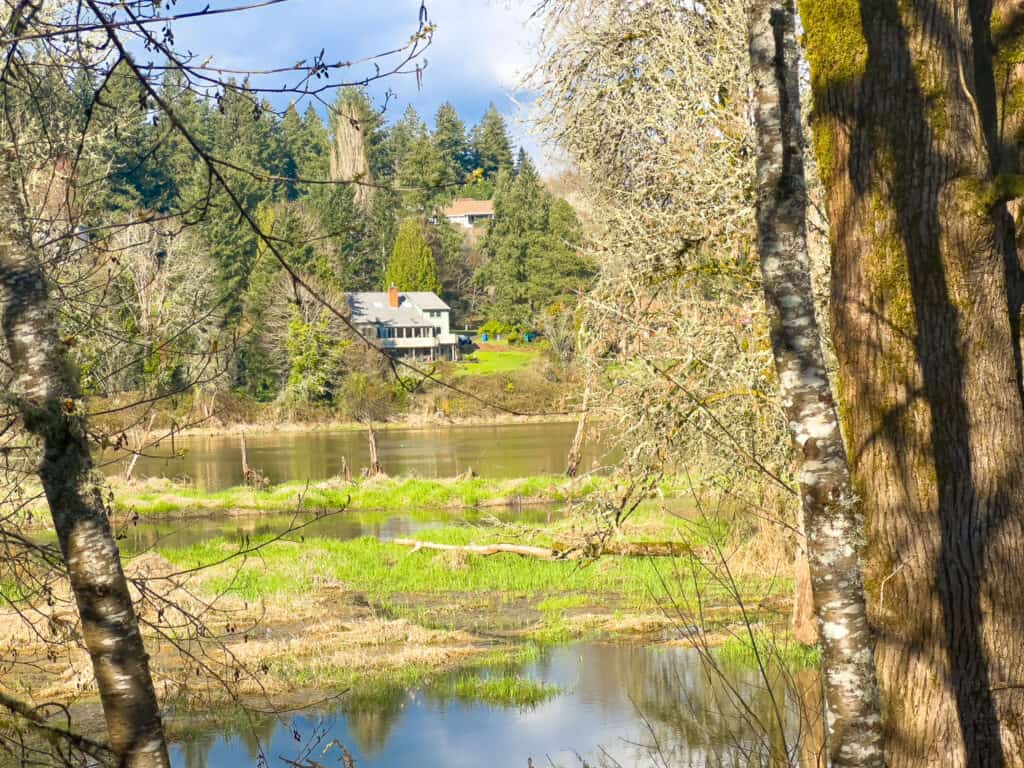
xmin=393 ymin=539 xmax=561 ymax=560
xmin=392 ymin=538 xmax=692 ymax=560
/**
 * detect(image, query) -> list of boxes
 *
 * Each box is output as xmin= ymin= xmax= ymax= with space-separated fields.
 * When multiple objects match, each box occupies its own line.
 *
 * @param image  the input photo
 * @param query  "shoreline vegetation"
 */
xmin=113 ymin=473 xmax=612 ymax=519
xmin=152 ymin=411 xmax=581 ymax=440
xmin=4 ymin=474 xmax=813 ymax=714
xmin=90 ymin=343 xmax=581 ymax=442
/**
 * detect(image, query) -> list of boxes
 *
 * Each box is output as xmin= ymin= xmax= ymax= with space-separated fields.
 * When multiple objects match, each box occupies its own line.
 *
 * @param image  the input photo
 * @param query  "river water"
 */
xmin=104 ymin=421 xmax=610 ymax=490
xmin=90 ymin=423 xmax=811 ymax=768
xmin=170 ymin=643 xmax=808 ymax=768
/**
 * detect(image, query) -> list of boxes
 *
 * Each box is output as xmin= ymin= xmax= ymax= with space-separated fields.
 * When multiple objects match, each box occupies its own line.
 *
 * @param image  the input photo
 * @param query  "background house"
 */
xmin=347 ymin=286 xmax=459 ymax=361
xmin=441 ymin=198 xmax=495 ymax=228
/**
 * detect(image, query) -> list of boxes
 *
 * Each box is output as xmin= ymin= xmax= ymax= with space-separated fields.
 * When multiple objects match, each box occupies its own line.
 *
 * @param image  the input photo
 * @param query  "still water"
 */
xmin=104 ymin=422 xmax=609 ymax=491
xmin=170 ymin=643 xmax=807 ymax=768
xmin=115 ymin=506 xmax=565 ymax=554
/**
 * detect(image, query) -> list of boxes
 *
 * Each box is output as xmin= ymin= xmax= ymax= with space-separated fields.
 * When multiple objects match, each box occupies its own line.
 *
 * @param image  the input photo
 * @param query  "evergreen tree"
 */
xmin=470 ymin=104 xmax=514 ymax=179
xmin=475 ymin=153 xmax=593 ymax=326
xmin=158 ymin=65 xmax=211 ymax=207
xmin=433 ymin=102 xmax=472 ymax=184
xmin=385 ymin=218 xmax=442 ymax=294
xmin=399 ymin=132 xmax=450 ymax=215
xmin=93 ymin=61 xmax=175 ymax=211
xmin=388 ymin=105 xmax=426 ymax=176
xmin=181 ymin=82 xmax=278 ymax=321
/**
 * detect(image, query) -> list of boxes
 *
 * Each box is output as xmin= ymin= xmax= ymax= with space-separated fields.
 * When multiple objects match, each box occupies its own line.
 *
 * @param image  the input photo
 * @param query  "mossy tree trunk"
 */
xmin=748 ymin=2 xmax=884 ymax=765
xmin=801 ymin=1 xmax=1024 ymax=765
xmin=0 ymin=145 xmax=170 ymax=766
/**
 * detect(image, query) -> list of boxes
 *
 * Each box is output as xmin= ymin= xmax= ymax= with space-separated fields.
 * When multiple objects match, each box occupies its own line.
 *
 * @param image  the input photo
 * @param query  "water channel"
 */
xmin=170 ymin=643 xmax=808 ymax=768
xmin=103 ymin=421 xmax=610 ymax=490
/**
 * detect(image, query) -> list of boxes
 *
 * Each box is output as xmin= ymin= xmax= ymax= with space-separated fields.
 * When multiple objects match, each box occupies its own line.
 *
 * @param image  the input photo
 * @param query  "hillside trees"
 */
xmin=475 ymin=154 xmax=593 ymax=326
xmin=471 ymin=103 xmax=515 ymax=179
xmin=434 ymin=102 xmax=473 ymax=183
xmin=801 ymin=1 xmax=1024 ymax=764
xmin=386 ymin=218 xmax=443 ymax=293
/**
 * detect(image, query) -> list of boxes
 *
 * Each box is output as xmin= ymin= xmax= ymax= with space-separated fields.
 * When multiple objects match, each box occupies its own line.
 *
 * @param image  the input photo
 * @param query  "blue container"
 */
xmin=481 ymin=332 xmax=489 ymax=342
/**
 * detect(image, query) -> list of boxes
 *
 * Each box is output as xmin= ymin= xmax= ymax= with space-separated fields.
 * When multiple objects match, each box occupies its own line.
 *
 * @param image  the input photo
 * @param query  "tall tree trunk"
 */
xmin=0 ymin=145 xmax=170 ymax=767
xmin=330 ymin=106 xmax=373 ymax=209
xmin=800 ymin=1 xmax=1024 ymax=764
xmin=747 ymin=2 xmax=884 ymax=766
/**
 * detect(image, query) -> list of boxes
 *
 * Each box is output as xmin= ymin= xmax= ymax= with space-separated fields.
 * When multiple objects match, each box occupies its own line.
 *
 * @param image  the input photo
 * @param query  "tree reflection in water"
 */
xmin=164 ymin=643 xmax=824 ymax=768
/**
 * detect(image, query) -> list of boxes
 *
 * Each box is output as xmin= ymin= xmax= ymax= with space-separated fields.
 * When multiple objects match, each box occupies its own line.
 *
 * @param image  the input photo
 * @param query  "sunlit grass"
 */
xmin=428 ymin=673 xmax=560 ymax=707
xmin=455 ymin=347 xmax=540 ymax=377
xmin=111 ymin=474 xmax=600 ymax=517
xmin=158 ymin=522 xmax=780 ymax=615
xmin=716 ymin=630 xmax=821 ymax=669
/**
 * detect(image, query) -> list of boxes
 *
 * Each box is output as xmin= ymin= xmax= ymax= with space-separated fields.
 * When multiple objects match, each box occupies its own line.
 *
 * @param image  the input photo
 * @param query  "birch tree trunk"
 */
xmin=800 ymin=1 xmax=1024 ymax=764
xmin=747 ymin=3 xmax=884 ymax=765
xmin=0 ymin=144 xmax=171 ymax=768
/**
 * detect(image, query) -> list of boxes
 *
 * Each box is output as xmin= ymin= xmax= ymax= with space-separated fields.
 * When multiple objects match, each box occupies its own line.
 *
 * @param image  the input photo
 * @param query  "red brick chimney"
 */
xmin=388 ymin=284 xmax=400 ymax=308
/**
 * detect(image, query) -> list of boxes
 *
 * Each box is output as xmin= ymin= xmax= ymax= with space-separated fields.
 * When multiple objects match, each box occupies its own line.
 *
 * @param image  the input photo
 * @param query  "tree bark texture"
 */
xmin=747 ymin=2 xmax=885 ymax=766
xmin=792 ymin=541 xmax=819 ymax=646
xmin=0 ymin=144 xmax=171 ymax=768
xmin=330 ymin=106 xmax=373 ymax=209
xmin=800 ymin=1 xmax=1024 ymax=765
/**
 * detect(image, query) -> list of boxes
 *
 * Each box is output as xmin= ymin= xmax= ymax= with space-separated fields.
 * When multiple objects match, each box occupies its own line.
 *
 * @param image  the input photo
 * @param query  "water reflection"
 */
xmin=113 ymin=506 xmax=565 ymax=555
xmin=170 ymin=644 xmax=811 ymax=768
xmin=103 ymin=423 xmax=612 ymax=491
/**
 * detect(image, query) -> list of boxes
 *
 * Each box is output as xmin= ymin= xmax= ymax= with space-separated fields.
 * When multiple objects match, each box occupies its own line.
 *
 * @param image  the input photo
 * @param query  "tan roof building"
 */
xmin=442 ymin=198 xmax=495 ymax=227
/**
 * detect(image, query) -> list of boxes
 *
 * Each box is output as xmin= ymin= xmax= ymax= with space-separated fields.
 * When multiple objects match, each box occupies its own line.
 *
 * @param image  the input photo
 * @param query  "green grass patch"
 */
xmin=716 ymin=630 xmax=821 ymax=670
xmin=536 ymin=595 xmax=589 ymax=613
xmin=428 ymin=673 xmax=560 ymax=708
xmin=158 ymin=525 xmax=776 ymax=614
xmin=455 ymin=348 xmax=539 ymax=377
xmin=112 ymin=474 xmax=597 ymax=517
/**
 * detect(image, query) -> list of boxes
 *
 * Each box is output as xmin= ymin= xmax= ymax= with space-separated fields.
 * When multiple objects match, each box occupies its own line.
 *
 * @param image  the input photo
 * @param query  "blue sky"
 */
xmin=159 ymin=1 xmax=549 ymax=166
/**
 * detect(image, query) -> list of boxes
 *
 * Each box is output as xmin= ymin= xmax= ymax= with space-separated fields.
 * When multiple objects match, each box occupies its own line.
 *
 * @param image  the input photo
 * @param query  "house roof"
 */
xmin=442 ymin=198 xmax=494 ymax=218
xmin=347 ymin=291 xmax=449 ymax=327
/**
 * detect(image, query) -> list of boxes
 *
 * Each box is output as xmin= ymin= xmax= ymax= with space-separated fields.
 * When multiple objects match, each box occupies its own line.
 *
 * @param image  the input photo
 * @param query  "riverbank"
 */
xmin=168 ymin=411 xmax=580 ymax=439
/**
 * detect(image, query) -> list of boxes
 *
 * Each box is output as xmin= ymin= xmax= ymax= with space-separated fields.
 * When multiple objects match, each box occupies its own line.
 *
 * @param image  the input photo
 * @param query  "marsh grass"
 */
xmin=112 ymin=475 xmax=601 ymax=517
xmin=716 ymin=629 xmax=821 ymax=670
xmin=428 ymin=673 xmax=560 ymax=707
xmin=159 ymin=521 xmax=783 ymax=619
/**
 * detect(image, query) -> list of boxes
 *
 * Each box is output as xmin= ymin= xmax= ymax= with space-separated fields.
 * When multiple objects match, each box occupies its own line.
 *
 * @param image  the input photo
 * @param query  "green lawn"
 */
xmin=456 ymin=346 xmax=540 ymax=376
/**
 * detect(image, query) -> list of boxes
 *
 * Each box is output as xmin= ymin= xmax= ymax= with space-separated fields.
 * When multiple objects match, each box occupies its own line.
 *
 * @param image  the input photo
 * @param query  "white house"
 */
xmin=347 ymin=286 xmax=459 ymax=361
xmin=441 ymin=198 xmax=495 ymax=228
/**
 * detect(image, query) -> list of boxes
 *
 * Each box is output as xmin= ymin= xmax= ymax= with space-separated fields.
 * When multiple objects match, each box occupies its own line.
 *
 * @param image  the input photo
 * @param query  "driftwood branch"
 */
xmin=392 ymin=538 xmax=692 ymax=560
